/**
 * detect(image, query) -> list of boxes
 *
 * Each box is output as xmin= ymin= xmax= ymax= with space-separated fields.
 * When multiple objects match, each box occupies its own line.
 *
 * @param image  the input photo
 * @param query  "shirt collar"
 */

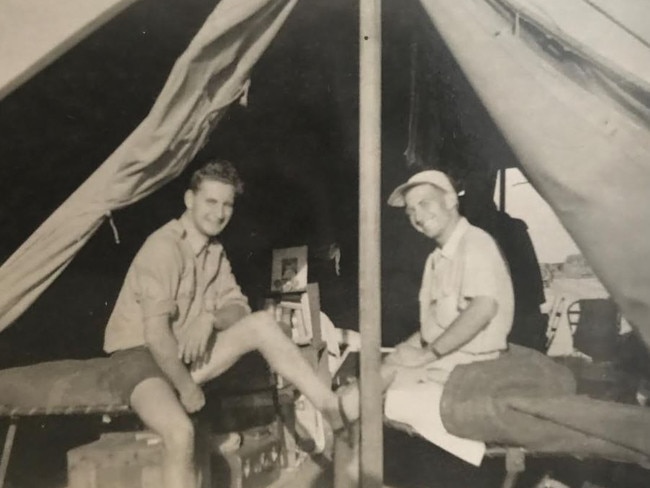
xmin=433 ymin=217 xmax=470 ymax=260
xmin=178 ymin=213 xmax=209 ymax=256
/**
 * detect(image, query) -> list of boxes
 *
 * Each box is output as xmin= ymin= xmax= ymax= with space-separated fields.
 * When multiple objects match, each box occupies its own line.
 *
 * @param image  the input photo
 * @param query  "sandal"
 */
xmin=335 ymin=391 xmax=355 ymax=447
xmin=328 ymin=371 xmax=396 ymax=448
xmin=326 ymin=383 xmax=359 ymax=448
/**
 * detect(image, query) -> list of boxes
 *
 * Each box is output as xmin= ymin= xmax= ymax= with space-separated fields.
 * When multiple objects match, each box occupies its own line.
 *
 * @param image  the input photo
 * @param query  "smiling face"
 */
xmin=403 ymin=183 xmax=459 ymax=244
xmin=184 ymin=179 xmax=235 ymax=238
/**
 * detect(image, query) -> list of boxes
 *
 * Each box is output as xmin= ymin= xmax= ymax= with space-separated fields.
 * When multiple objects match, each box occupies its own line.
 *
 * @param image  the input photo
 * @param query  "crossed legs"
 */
xmin=191 ymin=310 xmax=340 ymax=413
xmin=129 ymin=310 xmax=357 ymax=488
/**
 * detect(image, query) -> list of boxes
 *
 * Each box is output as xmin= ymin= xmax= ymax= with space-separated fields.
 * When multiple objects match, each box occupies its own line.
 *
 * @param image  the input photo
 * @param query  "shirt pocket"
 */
xmin=430 ymin=259 xmax=454 ymax=300
xmin=430 ymin=262 xmax=461 ymax=327
xmin=176 ymin=269 xmax=196 ymax=309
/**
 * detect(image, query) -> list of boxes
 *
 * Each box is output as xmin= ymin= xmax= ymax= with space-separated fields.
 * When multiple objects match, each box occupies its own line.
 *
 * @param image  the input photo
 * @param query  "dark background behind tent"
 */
xmin=1 ymin=0 xmax=521 ymax=367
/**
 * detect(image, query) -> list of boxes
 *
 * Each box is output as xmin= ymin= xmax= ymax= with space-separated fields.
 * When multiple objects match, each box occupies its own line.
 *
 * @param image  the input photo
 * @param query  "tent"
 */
xmin=2 ymin=0 xmax=650 ymax=485
xmin=0 ymin=0 xmax=139 ymax=100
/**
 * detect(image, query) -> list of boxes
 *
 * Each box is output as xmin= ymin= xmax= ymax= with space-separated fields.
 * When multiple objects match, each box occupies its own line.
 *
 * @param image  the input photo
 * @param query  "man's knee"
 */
xmin=233 ymin=310 xmax=277 ymax=336
xmin=161 ymin=416 xmax=195 ymax=454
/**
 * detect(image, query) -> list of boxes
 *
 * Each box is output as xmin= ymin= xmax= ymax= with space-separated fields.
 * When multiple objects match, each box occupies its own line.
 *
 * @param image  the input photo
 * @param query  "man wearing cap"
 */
xmin=385 ymin=169 xmax=514 ymax=383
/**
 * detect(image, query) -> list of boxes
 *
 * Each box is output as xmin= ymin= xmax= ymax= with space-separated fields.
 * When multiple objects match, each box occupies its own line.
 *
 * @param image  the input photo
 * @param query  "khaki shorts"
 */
xmin=107 ymin=346 xmax=169 ymax=404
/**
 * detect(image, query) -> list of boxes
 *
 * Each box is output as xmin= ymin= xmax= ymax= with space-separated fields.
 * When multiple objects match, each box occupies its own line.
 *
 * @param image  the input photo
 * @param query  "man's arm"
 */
xmin=177 ymin=303 xmax=250 ymax=364
xmin=144 ymin=315 xmax=204 ymax=413
xmin=384 ymin=331 xmax=432 ymax=367
xmin=177 ymin=248 xmax=251 ymax=363
xmin=386 ymin=297 xmax=497 ymax=367
xmin=425 ymin=296 xmax=497 ymax=358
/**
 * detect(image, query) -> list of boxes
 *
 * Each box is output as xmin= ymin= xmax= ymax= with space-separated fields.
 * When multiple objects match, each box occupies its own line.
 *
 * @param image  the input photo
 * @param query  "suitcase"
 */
xmin=67 ymin=429 xmax=211 ymax=488
xmin=213 ymin=424 xmax=284 ymax=488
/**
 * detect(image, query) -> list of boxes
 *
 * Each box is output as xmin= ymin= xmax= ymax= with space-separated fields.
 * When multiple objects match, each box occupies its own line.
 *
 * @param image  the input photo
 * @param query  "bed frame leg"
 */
xmin=0 ymin=420 xmax=18 ymax=488
xmin=502 ymin=448 xmax=525 ymax=488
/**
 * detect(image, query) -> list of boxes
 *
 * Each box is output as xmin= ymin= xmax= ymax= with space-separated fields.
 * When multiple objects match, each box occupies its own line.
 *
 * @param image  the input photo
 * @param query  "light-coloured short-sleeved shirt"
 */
xmin=104 ymin=218 xmax=251 ymax=353
xmin=419 ymin=217 xmax=514 ymax=359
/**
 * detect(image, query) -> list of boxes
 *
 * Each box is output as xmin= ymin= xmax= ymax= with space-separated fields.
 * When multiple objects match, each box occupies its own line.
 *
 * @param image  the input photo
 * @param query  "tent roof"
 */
xmin=0 ymin=0 xmax=138 ymax=100
xmin=503 ymin=0 xmax=650 ymax=90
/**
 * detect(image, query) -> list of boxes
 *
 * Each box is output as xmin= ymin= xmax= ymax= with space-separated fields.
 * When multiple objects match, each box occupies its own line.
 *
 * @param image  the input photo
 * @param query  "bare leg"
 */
xmin=130 ymin=378 xmax=195 ymax=488
xmin=192 ymin=311 xmax=394 ymax=432
xmin=191 ymin=310 xmax=337 ymax=412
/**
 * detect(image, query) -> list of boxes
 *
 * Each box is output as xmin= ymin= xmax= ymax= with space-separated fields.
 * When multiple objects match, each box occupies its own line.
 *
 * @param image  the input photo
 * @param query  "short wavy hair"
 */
xmin=189 ymin=160 xmax=244 ymax=195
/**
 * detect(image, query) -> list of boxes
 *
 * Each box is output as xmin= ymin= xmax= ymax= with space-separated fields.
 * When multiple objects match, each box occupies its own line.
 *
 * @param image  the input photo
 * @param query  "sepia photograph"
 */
xmin=271 ymin=246 xmax=308 ymax=294
xmin=1 ymin=0 xmax=650 ymax=487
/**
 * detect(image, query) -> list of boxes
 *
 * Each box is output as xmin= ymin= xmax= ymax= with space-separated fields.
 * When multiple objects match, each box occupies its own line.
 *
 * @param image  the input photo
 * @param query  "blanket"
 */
xmin=0 ymin=358 xmax=122 ymax=412
xmin=0 ymin=353 xmax=272 ymax=413
xmin=440 ymin=345 xmax=650 ymax=466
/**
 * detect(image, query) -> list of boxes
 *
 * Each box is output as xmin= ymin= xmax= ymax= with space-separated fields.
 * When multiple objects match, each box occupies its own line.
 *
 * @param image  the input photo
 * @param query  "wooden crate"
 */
xmin=67 ymin=429 xmax=211 ymax=488
xmin=213 ymin=424 xmax=284 ymax=488
xmin=67 ymin=432 xmax=164 ymax=488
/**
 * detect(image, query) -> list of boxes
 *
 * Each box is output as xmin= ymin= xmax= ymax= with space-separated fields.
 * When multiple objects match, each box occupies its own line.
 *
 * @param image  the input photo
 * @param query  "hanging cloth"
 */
xmin=0 ymin=0 xmax=298 ymax=331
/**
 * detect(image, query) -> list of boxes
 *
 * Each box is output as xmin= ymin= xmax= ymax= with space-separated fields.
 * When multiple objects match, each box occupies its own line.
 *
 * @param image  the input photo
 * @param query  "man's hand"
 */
xmin=212 ymin=310 xmax=232 ymax=331
xmin=177 ymin=313 xmax=214 ymax=365
xmin=179 ymin=382 xmax=205 ymax=413
xmin=211 ymin=304 xmax=248 ymax=331
xmin=385 ymin=343 xmax=436 ymax=368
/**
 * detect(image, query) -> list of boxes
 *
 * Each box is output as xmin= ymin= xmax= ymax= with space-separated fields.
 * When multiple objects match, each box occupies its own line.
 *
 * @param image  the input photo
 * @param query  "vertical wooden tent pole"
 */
xmin=499 ymin=168 xmax=507 ymax=212
xmin=359 ymin=0 xmax=383 ymax=485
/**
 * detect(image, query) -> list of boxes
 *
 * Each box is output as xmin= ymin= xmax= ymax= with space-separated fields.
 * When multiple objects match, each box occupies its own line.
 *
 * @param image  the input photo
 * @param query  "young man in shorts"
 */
xmin=104 ymin=160 xmax=357 ymax=488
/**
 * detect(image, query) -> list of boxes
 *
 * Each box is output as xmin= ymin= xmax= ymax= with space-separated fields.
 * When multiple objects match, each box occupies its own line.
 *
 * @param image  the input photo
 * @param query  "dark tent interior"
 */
xmin=1 ymin=0 xmax=364 ymax=367
xmin=0 ymin=0 xmax=520 ymax=364
xmin=2 ymin=0 xmax=648 ymax=486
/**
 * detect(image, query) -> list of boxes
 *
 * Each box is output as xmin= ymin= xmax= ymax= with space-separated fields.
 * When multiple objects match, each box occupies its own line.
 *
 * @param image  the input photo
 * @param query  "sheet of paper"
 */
xmin=385 ymin=381 xmax=486 ymax=466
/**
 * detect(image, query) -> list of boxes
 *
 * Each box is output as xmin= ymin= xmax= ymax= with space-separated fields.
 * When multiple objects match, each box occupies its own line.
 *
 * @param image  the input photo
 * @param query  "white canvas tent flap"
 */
xmin=418 ymin=0 xmax=650 ymax=348
xmin=0 ymin=0 xmax=140 ymax=100
xmin=502 ymin=0 xmax=650 ymax=93
xmin=0 ymin=0 xmax=298 ymax=331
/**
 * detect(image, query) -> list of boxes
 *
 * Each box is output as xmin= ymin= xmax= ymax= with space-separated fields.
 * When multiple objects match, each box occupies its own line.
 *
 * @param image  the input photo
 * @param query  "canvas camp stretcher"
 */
xmin=0 ymin=355 xmax=145 ymax=488
xmin=384 ymin=419 xmax=638 ymax=488
xmin=336 ymin=346 xmax=650 ymax=488
xmin=384 ymin=419 xmax=579 ymax=488
xmin=0 ymin=351 xmax=280 ymax=488
xmin=0 ymin=403 xmax=133 ymax=488
xmin=0 ymin=357 xmax=138 ymax=488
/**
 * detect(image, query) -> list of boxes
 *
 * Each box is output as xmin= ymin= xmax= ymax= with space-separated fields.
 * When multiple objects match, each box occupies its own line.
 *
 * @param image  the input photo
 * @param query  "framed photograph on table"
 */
xmin=271 ymin=246 xmax=308 ymax=294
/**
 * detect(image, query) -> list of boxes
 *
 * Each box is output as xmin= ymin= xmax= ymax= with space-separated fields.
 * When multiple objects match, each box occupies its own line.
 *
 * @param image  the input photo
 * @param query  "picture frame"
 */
xmin=270 ymin=246 xmax=308 ymax=293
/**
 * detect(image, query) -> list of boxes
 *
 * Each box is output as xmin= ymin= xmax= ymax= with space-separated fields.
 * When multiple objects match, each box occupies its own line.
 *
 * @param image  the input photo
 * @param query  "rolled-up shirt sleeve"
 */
xmin=133 ymin=238 xmax=181 ymax=319
xmin=212 ymin=252 xmax=251 ymax=314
